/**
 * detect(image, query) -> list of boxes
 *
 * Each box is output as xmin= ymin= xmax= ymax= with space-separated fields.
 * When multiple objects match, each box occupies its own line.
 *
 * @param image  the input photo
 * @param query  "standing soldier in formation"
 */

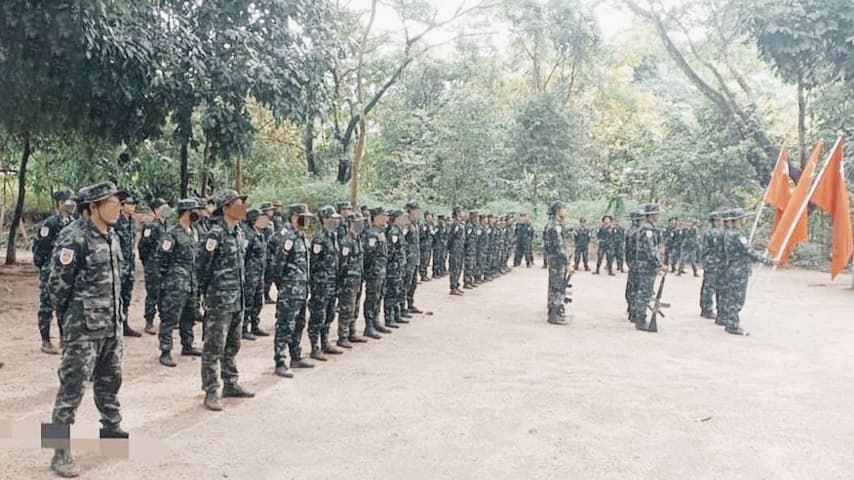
xmin=45 ymin=182 xmax=126 ymax=478
xmin=363 ymin=207 xmax=392 ymax=337
xmin=544 ymin=201 xmax=569 ymax=325
xmin=663 ymin=217 xmax=680 ymax=272
xmin=503 ymin=215 xmax=515 ymax=271
xmin=476 ymin=214 xmax=489 ymax=283
xmin=308 ymin=206 xmax=344 ymax=361
xmin=594 ymin=216 xmax=614 ymax=276
xmin=630 ymin=204 xmax=664 ymax=331
xmin=384 ymin=209 xmax=407 ymax=329
xmin=612 ymin=219 xmax=626 ymax=273
xmin=433 ymin=214 xmax=449 ymax=278
xmin=272 ymin=204 xmax=315 ymax=378
xmin=719 ymin=208 xmax=773 ymax=335
xmin=419 ymin=211 xmax=435 ymax=281
xmin=115 ymin=192 xmax=142 ymax=338
xmin=336 ymin=202 xmax=354 ymax=240
xmin=484 ymin=214 xmax=496 ymax=280
xmin=193 ymin=198 xmax=212 ymax=238
xmin=241 ymin=208 xmax=270 ymax=341
xmin=337 ymin=212 xmax=367 ymax=348
xmin=33 ymin=190 xmax=76 ymax=354
xmin=197 ymin=190 xmax=254 ymax=411
xmin=271 ymin=200 xmax=285 ymax=230
xmin=447 ymin=207 xmax=466 ymax=295
xmin=155 ymin=199 xmax=202 ymax=367
xmin=514 ymin=213 xmax=535 ymax=268
xmin=463 ymin=211 xmax=479 ymax=289
xmin=624 ymin=211 xmax=643 ymax=318
xmin=403 ymin=202 xmax=422 ymax=315
xmin=573 ymin=218 xmax=590 ymax=271
xmin=138 ymin=198 xmax=170 ymax=335
xmin=264 ymin=202 xmax=285 ymax=304
xmin=700 ymin=211 xmax=724 ymax=319
xmin=677 ymin=220 xmax=701 ymax=277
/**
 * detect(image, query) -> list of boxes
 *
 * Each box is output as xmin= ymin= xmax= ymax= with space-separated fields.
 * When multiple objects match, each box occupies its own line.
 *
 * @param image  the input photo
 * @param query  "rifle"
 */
xmin=644 ymin=272 xmax=668 ymax=332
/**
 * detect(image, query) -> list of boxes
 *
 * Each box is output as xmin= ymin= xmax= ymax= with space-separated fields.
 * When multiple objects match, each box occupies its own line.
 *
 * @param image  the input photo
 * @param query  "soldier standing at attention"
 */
xmin=264 ymin=201 xmax=286 ymax=304
xmin=419 ymin=211 xmax=434 ymax=281
xmin=193 ymin=198 xmax=212 ymax=238
xmin=663 ymin=217 xmax=678 ymax=272
xmin=154 ymin=199 xmax=203 ymax=367
xmin=45 ymin=182 xmax=126 ymax=477
xmin=447 ymin=207 xmax=466 ymax=295
xmin=308 ymin=206 xmax=344 ymax=361
xmin=384 ymin=209 xmax=408 ymax=329
xmin=403 ymin=201 xmax=422 ymax=315
xmin=612 ymin=219 xmax=626 ymax=273
xmin=432 ymin=215 xmax=447 ymax=278
xmin=271 ymin=200 xmax=285 ymax=231
xmin=632 ymin=204 xmax=665 ymax=332
xmin=514 ymin=213 xmax=534 ymax=267
xmin=138 ymin=198 xmax=170 ymax=335
xmin=363 ymin=207 xmax=392 ymax=337
xmin=476 ymin=214 xmax=489 ymax=283
xmin=33 ymin=190 xmax=76 ymax=354
xmin=544 ymin=201 xmax=569 ymax=326
xmin=336 ymin=201 xmax=354 ymax=240
xmin=700 ymin=211 xmax=724 ymax=319
xmin=115 ymin=192 xmax=142 ymax=338
xmin=197 ymin=190 xmax=254 ymax=411
xmin=624 ymin=212 xmax=643 ymax=323
xmin=677 ymin=219 xmax=701 ymax=277
xmin=486 ymin=214 xmax=498 ymax=280
xmin=594 ymin=215 xmax=614 ymax=275
xmin=573 ymin=218 xmax=590 ymax=271
xmin=463 ymin=211 xmax=479 ymax=289
xmin=337 ymin=212 xmax=367 ymax=349
xmin=719 ymin=208 xmax=774 ymax=335
xmin=272 ymin=204 xmax=315 ymax=378
xmin=241 ymin=208 xmax=270 ymax=341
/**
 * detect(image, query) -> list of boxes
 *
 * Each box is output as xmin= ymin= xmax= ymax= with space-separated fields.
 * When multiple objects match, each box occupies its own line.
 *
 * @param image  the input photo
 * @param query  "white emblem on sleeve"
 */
xmin=205 ymin=239 xmax=218 ymax=252
xmin=313 ymin=243 xmax=322 ymax=254
xmin=739 ymin=236 xmax=748 ymax=246
xmin=161 ymin=239 xmax=173 ymax=251
xmin=284 ymin=239 xmax=294 ymax=251
xmin=143 ymin=228 xmax=152 ymax=238
xmin=646 ymin=231 xmax=653 ymax=239
xmin=342 ymin=246 xmax=350 ymax=256
xmin=368 ymin=238 xmax=376 ymax=247
xmin=40 ymin=226 xmax=50 ymax=237
xmin=59 ymin=248 xmax=75 ymax=265
xmin=391 ymin=235 xmax=399 ymax=243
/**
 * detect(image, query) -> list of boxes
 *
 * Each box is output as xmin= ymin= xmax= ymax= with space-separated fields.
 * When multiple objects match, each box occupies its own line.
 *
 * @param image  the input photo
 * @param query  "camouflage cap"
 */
xmin=727 ymin=208 xmax=747 ymax=220
xmin=405 ymin=201 xmax=420 ymax=211
xmin=641 ymin=203 xmax=662 ymax=215
xmin=118 ymin=191 xmax=137 ymax=204
xmin=469 ymin=210 xmax=480 ymax=217
xmin=548 ymin=201 xmax=566 ymax=216
xmin=388 ymin=208 xmax=404 ymax=220
xmin=176 ymin=198 xmax=197 ymax=212
xmin=80 ymin=181 xmax=119 ymax=205
xmin=150 ymin=198 xmax=168 ymax=211
xmin=336 ymin=201 xmax=353 ymax=213
xmin=630 ymin=211 xmax=643 ymax=220
xmin=192 ymin=197 xmax=207 ymax=209
xmin=318 ymin=205 xmax=342 ymax=220
xmin=53 ymin=189 xmax=73 ymax=203
xmin=346 ymin=212 xmax=364 ymax=223
xmin=272 ymin=200 xmax=284 ymax=208
xmin=213 ymin=190 xmax=248 ymax=210
xmin=288 ymin=203 xmax=313 ymax=217
xmin=258 ymin=201 xmax=274 ymax=212
xmin=246 ymin=208 xmax=262 ymax=223
xmin=437 ymin=214 xmax=447 ymax=220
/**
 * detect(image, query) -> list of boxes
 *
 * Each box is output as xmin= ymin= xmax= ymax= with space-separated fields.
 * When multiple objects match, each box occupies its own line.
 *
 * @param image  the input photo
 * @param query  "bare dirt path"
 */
xmin=1 ymin=259 xmax=853 ymax=479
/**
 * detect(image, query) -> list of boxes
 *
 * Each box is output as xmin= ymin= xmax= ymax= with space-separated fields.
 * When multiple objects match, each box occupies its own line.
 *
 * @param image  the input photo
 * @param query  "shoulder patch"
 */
xmin=739 ymin=236 xmax=748 ymax=246
xmin=59 ymin=248 xmax=75 ymax=265
xmin=205 ymin=238 xmax=218 ymax=252
xmin=342 ymin=246 xmax=350 ymax=257
xmin=284 ymin=239 xmax=294 ymax=251
xmin=161 ymin=239 xmax=173 ymax=252
xmin=391 ymin=235 xmax=399 ymax=244
xmin=646 ymin=230 xmax=653 ymax=239
xmin=39 ymin=226 xmax=50 ymax=237
xmin=368 ymin=238 xmax=377 ymax=248
xmin=143 ymin=228 xmax=152 ymax=238
xmin=556 ymin=225 xmax=562 ymax=233
xmin=313 ymin=243 xmax=322 ymax=254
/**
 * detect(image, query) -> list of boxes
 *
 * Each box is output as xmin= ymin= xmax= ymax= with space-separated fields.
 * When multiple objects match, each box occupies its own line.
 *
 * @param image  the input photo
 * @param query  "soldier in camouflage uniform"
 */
xmin=419 ymin=211 xmax=434 ymax=281
xmin=45 ymin=182 xmax=126 ymax=478
xmin=115 ymin=192 xmax=142 ymax=338
xmin=485 ymin=214 xmax=498 ymax=279
xmin=383 ymin=209 xmax=408 ymax=329
xmin=404 ymin=201 xmax=422 ymax=314
xmin=447 ymin=207 xmax=466 ymax=295
xmin=544 ymin=201 xmax=569 ymax=325
xmin=700 ymin=211 xmax=724 ymax=319
xmin=594 ymin=216 xmax=614 ymax=276
xmin=476 ymin=214 xmax=489 ymax=283
xmin=362 ymin=207 xmax=391 ymax=338
xmin=272 ymin=204 xmax=315 ymax=378
xmin=155 ymin=199 xmax=203 ymax=367
xmin=138 ymin=198 xmax=170 ymax=335
xmin=612 ymin=220 xmax=626 ymax=273
xmin=632 ymin=204 xmax=665 ymax=332
xmin=198 ymin=190 xmax=255 ymax=411
xmin=308 ymin=206 xmax=344 ymax=361
xmin=433 ymin=214 xmax=449 ymax=278
xmin=337 ymin=212 xmax=367 ymax=348
xmin=677 ymin=220 xmax=701 ymax=277
xmin=336 ymin=201 xmax=354 ymax=240
xmin=514 ymin=213 xmax=535 ymax=267
xmin=663 ymin=217 xmax=680 ymax=273
xmin=271 ymin=200 xmax=285 ymax=231
xmin=463 ymin=211 xmax=479 ymax=289
xmin=241 ymin=208 xmax=270 ymax=341
xmin=573 ymin=218 xmax=590 ymax=271
xmin=33 ymin=190 xmax=76 ymax=354
xmin=624 ymin=211 xmax=643 ymax=321
xmin=264 ymin=201 xmax=285 ymax=304
xmin=719 ymin=208 xmax=773 ymax=335
xmin=193 ymin=198 xmax=213 ymax=238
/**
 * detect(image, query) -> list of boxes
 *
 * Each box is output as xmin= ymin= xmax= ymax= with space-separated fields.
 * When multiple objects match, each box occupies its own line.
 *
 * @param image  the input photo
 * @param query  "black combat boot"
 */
xmin=181 ymin=346 xmax=202 ymax=356
xmin=50 ymin=449 xmax=79 ymax=478
xmin=123 ymin=321 xmax=142 ymax=337
xmin=310 ymin=345 xmax=328 ymax=361
xmin=222 ymin=384 xmax=255 ymax=398
xmin=204 ymin=391 xmax=223 ymax=411
xmin=100 ymin=426 xmax=129 ymax=439
xmin=322 ymin=342 xmax=343 ymax=355
xmin=159 ymin=351 xmax=177 ymax=367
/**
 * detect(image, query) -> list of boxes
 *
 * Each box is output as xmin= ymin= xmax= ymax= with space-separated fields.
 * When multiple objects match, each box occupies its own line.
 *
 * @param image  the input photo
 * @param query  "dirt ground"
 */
xmin=1 ymin=254 xmax=853 ymax=480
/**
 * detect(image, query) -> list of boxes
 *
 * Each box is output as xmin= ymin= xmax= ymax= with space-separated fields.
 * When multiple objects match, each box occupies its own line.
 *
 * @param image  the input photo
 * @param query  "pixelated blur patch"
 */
xmin=41 ymin=422 xmax=70 ymax=449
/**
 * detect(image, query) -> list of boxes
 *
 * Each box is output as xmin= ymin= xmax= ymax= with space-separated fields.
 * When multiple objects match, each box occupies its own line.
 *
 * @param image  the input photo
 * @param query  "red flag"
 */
xmin=810 ymin=137 xmax=853 ymax=279
xmin=767 ymin=141 xmax=824 ymax=265
xmin=764 ymin=147 xmax=792 ymax=232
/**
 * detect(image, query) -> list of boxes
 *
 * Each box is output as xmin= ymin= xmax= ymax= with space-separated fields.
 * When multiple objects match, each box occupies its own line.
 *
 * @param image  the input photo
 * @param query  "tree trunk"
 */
xmin=5 ymin=132 xmax=31 ymax=265
xmin=350 ymin=118 xmax=366 ymax=206
xmin=305 ymin=109 xmax=318 ymax=176
xmin=234 ymin=156 xmax=243 ymax=194
xmin=797 ymin=77 xmax=807 ymax=168
xmin=180 ymin=141 xmax=190 ymax=198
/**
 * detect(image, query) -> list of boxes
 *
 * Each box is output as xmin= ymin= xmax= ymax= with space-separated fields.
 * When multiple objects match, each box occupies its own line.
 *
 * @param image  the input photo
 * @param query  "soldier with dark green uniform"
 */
xmin=594 ymin=216 xmax=614 ymax=275
xmin=573 ymin=218 xmax=590 ymax=271
xmin=138 ymin=198 xmax=170 ymax=335
xmin=308 ymin=206 xmax=344 ymax=361
xmin=476 ymin=214 xmax=489 ymax=283
xmin=155 ymin=199 xmax=203 ymax=367
xmin=336 ymin=201 xmax=354 ymax=241
xmin=463 ymin=211 xmax=479 ymax=289
xmin=447 ymin=207 xmax=466 ymax=295
xmin=403 ymin=201 xmax=422 ymax=315
xmin=272 ymin=204 xmax=315 ymax=378
xmin=193 ymin=198 xmax=213 ymax=238
xmin=241 ymin=208 xmax=270 ymax=341
xmin=544 ymin=201 xmax=569 ymax=325
xmin=264 ymin=201 xmax=285 ymax=304
xmin=198 ymin=190 xmax=254 ymax=411
xmin=486 ymin=214 xmax=499 ymax=279
xmin=419 ymin=211 xmax=435 ymax=281
xmin=612 ymin=220 xmax=626 ymax=273
xmin=384 ymin=209 xmax=407 ymax=329
xmin=700 ymin=211 xmax=724 ymax=319
xmin=363 ymin=207 xmax=392 ymax=338
xmin=632 ymin=204 xmax=665 ymax=332
xmin=433 ymin=215 xmax=448 ymax=278
xmin=514 ymin=213 xmax=535 ymax=267
xmin=624 ymin=211 xmax=643 ymax=322
xmin=45 ymin=182 xmax=126 ymax=478
xmin=677 ymin=220 xmax=701 ymax=277
xmin=337 ymin=212 xmax=367 ymax=348
xmin=115 ymin=192 xmax=142 ymax=338
xmin=663 ymin=218 xmax=680 ymax=272
xmin=33 ymin=190 xmax=76 ymax=354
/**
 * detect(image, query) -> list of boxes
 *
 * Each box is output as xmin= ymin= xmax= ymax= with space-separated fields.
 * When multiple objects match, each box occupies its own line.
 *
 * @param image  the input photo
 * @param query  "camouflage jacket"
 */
xmin=310 ymin=227 xmax=339 ymax=298
xmin=419 ymin=221 xmax=434 ymax=255
xmin=362 ymin=226 xmax=388 ymax=282
xmin=625 ymin=222 xmax=640 ymax=266
xmin=404 ymin=220 xmax=420 ymax=268
xmin=272 ymin=214 xmax=285 ymax=232
xmin=476 ymin=224 xmax=488 ymax=258
xmin=574 ymin=226 xmax=590 ymax=248
xmin=515 ymin=223 xmax=534 ymax=245
xmin=48 ymin=219 xmax=123 ymax=342
xmin=464 ymin=222 xmax=478 ymax=257
xmin=596 ymin=225 xmax=613 ymax=249
xmin=197 ymin=220 xmax=246 ymax=313
xmin=486 ymin=225 xmax=498 ymax=256
xmin=155 ymin=223 xmax=199 ymax=294
xmin=503 ymin=225 xmax=514 ymax=251
xmin=273 ymin=224 xmax=309 ymax=299
xmin=702 ymin=227 xmax=725 ymax=271
xmin=32 ymin=212 xmax=72 ymax=269
xmin=723 ymin=227 xmax=770 ymax=279
xmin=242 ymin=224 xmax=267 ymax=286
xmin=544 ymin=219 xmax=568 ymax=265
xmin=138 ymin=219 xmax=168 ymax=266
xmin=612 ymin=226 xmax=626 ymax=252
xmin=446 ymin=220 xmax=464 ymax=256
xmin=634 ymin=221 xmax=663 ymax=273
xmin=385 ymin=225 xmax=406 ymax=280
xmin=114 ymin=214 xmax=136 ymax=277
xmin=338 ymin=230 xmax=364 ymax=289
xmin=664 ymin=227 xmax=679 ymax=250
xmin=681 ymin=226 xmax=700 ymax=251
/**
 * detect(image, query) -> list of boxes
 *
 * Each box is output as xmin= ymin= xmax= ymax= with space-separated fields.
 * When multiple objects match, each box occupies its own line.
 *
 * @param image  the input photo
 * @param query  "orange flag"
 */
xmin=810 ymin=137 xmax=853 ymax=279
xmin=764 ymin=147 xmax=792 ymax=231
xmin=767 ymin=140 xmax=824 ymax=265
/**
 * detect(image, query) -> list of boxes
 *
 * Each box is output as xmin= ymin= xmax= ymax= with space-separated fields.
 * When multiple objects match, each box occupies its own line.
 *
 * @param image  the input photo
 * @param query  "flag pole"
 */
xmin=749 ymin=144 xmax=786 ymax=246
xmin=772 ymin=136 xmax=842 ymax=270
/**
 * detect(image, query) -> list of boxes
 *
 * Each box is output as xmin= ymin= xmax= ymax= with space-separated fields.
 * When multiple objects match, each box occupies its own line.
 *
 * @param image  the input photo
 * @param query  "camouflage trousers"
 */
xmin=547 ymin=259 xmax=567 ymax=311
xmin=719 ymin=274 xmax=747 ymax=329
xmin=274 ymin=296 xmax=306 ymax=366
xmin=308 ymin=293 xmax=336 ymax=345
xmin=337 ymin=280 xmax=361 ymax=341
xmin=448 ymin=252 xmax=463 ymax=290
xmin=700 ymin=268 xmax=720 ymax=316
xmin=383 ymin=275 xmax=403 ymax=325
xmin=625 ymin=268 xmax=638 ymax=319
xmin=142 ymin=262 xmax=160 ymax=325
xmin=363 ymin=278 xmax=385 ymax=334
xmin=629 ymin=271 xmax=656 ymax=323
xmin=201 ymin=311 xmax=242 ymax=393
xmin=404 ymin=263 xmax=418 ymax=310
xmin=419 ymin=246 xmax=432 ymax=278
xmin=475 ymin=252 xmax=486 ymax=280
xmin=573 ymin=247 xmax=589 ymax=270
xmin=433 ymin=247 xmax=447 ymax=276
xmin=158 ymin=289 xmax=197 ymax=352
xmin=38 ymin=266 xmax=61 ymax=342
xmin=120 ymin=271 xmax=134 ymax=319
xmin=464 ymin=252 xmax=477 ymax=286
xmin=514 ymin=242 xmax=532 ymax=267
xmin=614 ymin=246 xmax=625 ymax=271
xmin=52 ymin=336 xmax=123 ymax=428
xmin=243 ymin=273 xmax=264 ymax=331
xmin=596 ymin=247 xmax=614 ymax=273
